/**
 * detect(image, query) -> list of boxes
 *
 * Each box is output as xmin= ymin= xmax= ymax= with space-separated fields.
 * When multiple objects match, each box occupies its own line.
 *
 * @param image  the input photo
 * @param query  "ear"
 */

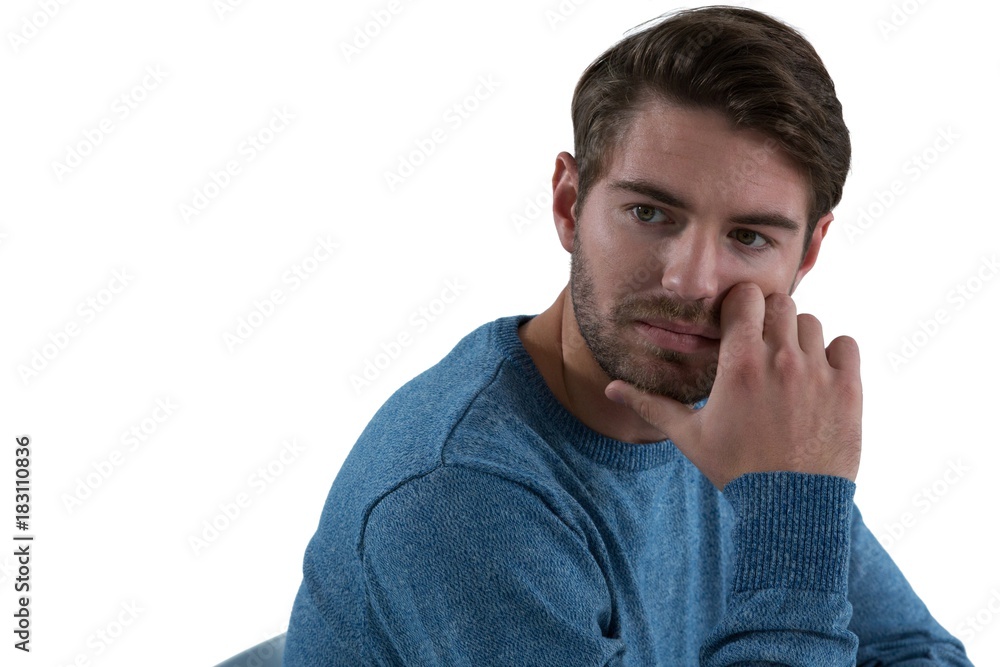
xmin=552 ymin=151 xmax=580 ymax=254
xmin=790 ymin=211 xmax=834 ymax=294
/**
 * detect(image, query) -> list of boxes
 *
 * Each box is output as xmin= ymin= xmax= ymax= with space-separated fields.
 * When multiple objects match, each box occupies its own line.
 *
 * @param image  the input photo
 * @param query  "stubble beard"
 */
xmin=569 ymin=231 xmax=719 ymax=405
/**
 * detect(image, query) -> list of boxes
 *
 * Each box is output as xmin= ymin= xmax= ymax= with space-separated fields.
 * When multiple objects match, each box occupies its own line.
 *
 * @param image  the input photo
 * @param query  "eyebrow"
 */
xmin=607 ymin=177 xmax=802 ymax=233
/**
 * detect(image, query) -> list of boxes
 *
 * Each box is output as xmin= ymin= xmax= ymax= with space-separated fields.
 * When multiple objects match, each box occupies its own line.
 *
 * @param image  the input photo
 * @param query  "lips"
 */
xmin=634 ymin=320 xmax=720 ymax=354
xmin=637 ymin=318 xmax=720 ymax=340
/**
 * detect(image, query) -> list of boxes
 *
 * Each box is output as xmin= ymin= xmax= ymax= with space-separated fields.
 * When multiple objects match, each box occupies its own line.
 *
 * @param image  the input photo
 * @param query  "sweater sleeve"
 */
xmin=702 ymin=472 xmax=973 ymax=666
xmin=847 ymin=505 xmax=973 ymax=665
xmin=701 ymin=472 xmax=858 ymax=665
xmin=360 ymin=464 xmax=625 ymax=666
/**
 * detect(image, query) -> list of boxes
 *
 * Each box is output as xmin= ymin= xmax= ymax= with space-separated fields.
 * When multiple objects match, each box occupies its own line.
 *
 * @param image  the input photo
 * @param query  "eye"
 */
xmin=730 ymin=228 xmax=770 ymax=251
xmin=630 ymin=205 xmax=669 ymax=224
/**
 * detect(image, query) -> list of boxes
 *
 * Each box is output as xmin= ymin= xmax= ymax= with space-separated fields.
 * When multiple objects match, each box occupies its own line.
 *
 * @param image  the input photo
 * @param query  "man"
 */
xmin=283 ymin=6 xmax=973 ymax=665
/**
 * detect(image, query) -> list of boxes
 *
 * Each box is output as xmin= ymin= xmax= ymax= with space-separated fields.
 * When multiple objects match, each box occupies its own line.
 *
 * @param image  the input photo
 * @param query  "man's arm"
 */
xmin=699 ymin=473 xmax=973 ymax=665
xmin=605 ymin=283 xmax=971 ymax=663
xmin=847 ymin=504 xmax=972 ymax=665
xmin=699 ymin=472 xmax=859 ymax=664
xmin=360 ymin=464 xmax=626 ymax=666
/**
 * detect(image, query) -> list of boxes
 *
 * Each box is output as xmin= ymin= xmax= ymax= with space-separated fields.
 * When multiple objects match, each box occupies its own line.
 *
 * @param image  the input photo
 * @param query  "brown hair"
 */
xmin=570 ymin=5 xmax=851 ymax=251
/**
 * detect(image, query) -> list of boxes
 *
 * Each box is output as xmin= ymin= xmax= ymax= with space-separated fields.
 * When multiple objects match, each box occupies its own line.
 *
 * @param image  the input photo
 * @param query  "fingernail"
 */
xmin=606 ymin=388 xmax=626 ymax=405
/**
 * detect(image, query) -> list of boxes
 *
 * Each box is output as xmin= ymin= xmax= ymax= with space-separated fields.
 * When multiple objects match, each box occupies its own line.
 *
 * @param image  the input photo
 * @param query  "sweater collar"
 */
xmin=494 ymin=313 xmax=706 ymax=472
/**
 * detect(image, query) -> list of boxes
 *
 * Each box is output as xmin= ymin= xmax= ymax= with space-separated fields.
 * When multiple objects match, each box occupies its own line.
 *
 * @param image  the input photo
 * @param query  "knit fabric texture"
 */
xmin=283 ymin=314 xmax=972 ymax=666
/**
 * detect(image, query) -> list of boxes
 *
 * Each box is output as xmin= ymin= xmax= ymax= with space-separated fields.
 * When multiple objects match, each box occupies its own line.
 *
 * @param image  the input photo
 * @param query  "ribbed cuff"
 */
xmin=723 ymin=472 xmax=855 ymax=594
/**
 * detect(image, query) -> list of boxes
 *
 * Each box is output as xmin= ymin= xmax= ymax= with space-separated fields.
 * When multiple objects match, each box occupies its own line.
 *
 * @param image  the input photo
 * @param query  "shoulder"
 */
xmin=343 ymin=314 xmax=562 ymax=507
xmin=359 ymin=464 xmax=599 ymax=581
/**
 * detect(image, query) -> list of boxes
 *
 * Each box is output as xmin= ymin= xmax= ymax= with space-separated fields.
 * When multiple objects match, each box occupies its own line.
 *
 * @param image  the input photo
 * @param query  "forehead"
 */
xmin=603 ymin=97 xmax=811 ymax=224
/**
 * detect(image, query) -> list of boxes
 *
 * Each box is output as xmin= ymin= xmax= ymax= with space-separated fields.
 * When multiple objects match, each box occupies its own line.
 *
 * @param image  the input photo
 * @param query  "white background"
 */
xmin=2 ymin=0 xmax=997 ymax=664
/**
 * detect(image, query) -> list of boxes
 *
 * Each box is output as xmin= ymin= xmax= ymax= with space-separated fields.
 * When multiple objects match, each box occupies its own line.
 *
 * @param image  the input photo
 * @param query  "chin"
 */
xmin=614 ymin=356 xmax=716 ymax=405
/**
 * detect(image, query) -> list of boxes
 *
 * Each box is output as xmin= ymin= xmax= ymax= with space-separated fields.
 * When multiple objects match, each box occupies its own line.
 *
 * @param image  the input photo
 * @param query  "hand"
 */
xmin=605 ymin=282 xmax=862 ymax=491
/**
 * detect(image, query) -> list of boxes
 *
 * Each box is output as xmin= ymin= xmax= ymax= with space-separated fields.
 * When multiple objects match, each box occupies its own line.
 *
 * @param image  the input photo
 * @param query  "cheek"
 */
xmin=582 ymin=225 xmax=630 ymax=282
xmin=718 ymin=256 xmax=797 ymax=298
xmin=606 ymin=240 xmax=662 ymax=297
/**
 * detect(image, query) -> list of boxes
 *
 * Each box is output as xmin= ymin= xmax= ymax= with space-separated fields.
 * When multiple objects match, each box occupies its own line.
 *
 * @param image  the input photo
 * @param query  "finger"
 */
xmin=718 ymin=282 xmax=765 ymax=362
xmin=826 ymin=334 xmax=861 ymax=373
xmin=761 ymin=292 xmax=798 ymax=349
xmin=605 ymin=380 xmax=694 ymax=441
xmin=796 ymin=313 xmax=825 ymax=355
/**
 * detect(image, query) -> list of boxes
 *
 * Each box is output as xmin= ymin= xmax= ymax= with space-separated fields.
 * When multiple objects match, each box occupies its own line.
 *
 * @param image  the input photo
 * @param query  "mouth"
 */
xmin=634 ymin=319 xmax=720 ymax=354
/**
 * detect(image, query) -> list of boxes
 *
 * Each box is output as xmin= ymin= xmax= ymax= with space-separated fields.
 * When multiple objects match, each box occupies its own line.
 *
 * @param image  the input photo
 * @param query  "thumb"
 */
xmin=605 ymin=380 xmax=696 ymax=442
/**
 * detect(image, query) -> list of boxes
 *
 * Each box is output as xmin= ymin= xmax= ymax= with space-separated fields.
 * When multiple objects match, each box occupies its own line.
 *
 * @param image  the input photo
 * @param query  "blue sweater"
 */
xmin=283 ymin=314 xmax=972 ymax=665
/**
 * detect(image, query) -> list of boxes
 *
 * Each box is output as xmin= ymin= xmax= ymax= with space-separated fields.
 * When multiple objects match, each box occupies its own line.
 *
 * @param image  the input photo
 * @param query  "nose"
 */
xmin=660 ymin=227 xmax=718 ymax=301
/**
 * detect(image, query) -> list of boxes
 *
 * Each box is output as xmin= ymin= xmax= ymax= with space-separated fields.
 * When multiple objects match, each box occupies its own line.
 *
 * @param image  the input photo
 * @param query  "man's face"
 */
xmin=569 ymin=98 xmax=823 ymax=405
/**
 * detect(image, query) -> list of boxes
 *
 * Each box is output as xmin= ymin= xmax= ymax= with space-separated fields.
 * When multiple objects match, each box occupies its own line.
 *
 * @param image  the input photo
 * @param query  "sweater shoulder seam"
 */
xmin=357 ymin=460 xmax=590 ymax=560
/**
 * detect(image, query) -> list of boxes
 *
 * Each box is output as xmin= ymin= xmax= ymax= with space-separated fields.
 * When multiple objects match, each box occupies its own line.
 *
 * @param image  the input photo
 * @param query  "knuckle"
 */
xmin=834 ymin=333 xmax=855 ymax=345
xmin=831 ymin=334 xmax=860 ymax=356
xmin=771 ymin=347 xmax=802 ymax=376
xmin=635 ymin=396 xmax=655 ymax=423
xmin=797 ymin=312 xmax=821 ymax=329
xmin=764 ymin=293 xmax=794 ymax=320
xmin=722 ymin=333 xmax=750 ymax=359
xmin=765 ymin=292 xmax=793 ymax=308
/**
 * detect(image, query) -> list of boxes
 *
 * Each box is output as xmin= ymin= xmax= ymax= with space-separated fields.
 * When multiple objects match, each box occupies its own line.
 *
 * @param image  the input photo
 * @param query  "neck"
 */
xmin=517 ymin=286 xmax=670 ymax=444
